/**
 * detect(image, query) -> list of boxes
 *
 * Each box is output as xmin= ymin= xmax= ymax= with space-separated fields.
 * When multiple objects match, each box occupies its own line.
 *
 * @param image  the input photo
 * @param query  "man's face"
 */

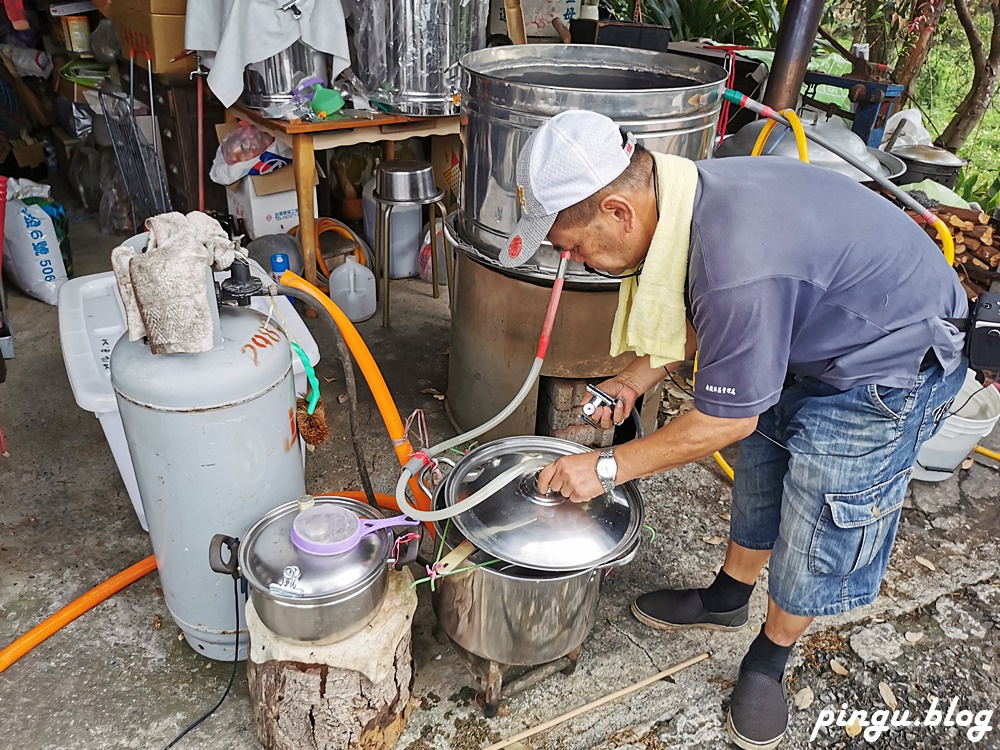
xmin=547 ymin=205 xmax=643 ymax=275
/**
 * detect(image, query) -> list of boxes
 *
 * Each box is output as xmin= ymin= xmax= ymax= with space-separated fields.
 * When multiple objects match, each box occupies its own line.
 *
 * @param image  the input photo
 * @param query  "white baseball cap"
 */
xmin=502 ymin=110 xmax=637 ymax=267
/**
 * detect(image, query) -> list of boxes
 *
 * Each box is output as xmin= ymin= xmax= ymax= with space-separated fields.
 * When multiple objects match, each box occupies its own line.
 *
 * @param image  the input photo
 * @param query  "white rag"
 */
xmin=112 ymin=212 xmax=235 ymax=355
xmin=185 ymin=0 xmax=351 ymax=108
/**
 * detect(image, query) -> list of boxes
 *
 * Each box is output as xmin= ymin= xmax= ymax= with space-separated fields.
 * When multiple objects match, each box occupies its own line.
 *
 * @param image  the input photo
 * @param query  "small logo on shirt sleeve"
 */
xmin=704 ymin=384 xmax=738 ymax=396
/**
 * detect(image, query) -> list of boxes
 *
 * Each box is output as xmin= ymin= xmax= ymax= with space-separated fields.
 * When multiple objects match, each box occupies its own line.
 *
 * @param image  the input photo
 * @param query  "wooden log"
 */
xmin=965 ymin=224 xmax=994 ymax=245
xmin=936 ymin=206 xmax=991 ymax=225
xmin=949 ymin=215 xmax=975 ymax=232
xmin=962 ymin=279 xmax=985 ymax=300
xmin=962 ymin=261 xmax=999 ymax=286
xmin=246 ymin=569 xmax=418 ymax=750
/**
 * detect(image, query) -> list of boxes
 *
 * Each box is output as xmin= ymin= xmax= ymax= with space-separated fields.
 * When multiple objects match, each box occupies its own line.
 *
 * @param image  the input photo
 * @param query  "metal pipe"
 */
xmin=763 ymin=0 xmax=826 ymax=111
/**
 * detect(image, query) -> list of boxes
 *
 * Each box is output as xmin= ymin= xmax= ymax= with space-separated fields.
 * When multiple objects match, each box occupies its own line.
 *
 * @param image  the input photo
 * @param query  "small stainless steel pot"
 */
xmin=209 ymin=496 xmax=420 ymax=644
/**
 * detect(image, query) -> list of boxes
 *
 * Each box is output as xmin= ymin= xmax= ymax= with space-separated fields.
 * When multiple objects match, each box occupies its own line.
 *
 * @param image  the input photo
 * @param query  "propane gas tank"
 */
xmin=111 ymin=306 xmax=305 ymax=661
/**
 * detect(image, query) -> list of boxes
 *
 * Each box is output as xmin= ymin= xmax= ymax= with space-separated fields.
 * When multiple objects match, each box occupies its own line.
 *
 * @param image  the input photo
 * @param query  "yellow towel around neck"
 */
xmin=609 ymin=152 xmax=699 ymax=368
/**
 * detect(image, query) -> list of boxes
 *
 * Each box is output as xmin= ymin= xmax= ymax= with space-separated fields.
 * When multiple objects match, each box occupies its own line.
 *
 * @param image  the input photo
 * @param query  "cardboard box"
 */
xmin=55 ymin=76 xmax=96 ymax=105
xmin=52 ymin=126 xmax=82 ymax=182
xmin=0 ymin=136 xmax=47 ymax=169
xmin=114 ymin=9 xmax=193 ymax=76
xmin=61 ymin=16 xmax=92 ymax=53
xmin=490 ymin=0 xmax=576 ymax=38
xmin=432 ymin=134 xmax=462 ymax=210
xmin=226 ymin=169 xmax=319 ymax=240
xmin=116 ymin=0 xmax=187 ymax=13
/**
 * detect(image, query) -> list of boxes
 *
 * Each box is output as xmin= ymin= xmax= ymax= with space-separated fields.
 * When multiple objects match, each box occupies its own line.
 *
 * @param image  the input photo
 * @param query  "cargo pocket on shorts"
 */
xmin=808 ymin=467 xmax=912 ymax=576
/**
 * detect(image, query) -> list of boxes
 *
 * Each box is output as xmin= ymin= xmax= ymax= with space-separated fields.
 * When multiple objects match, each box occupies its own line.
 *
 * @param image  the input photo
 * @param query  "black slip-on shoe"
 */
xmin=726 ymin=670 xmax=789 ymax=750
xmin=630 ymin=588 xmax=749 ymax=632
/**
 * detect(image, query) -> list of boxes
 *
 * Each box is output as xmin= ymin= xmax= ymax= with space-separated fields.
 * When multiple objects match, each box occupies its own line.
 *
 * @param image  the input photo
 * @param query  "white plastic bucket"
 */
xmin=913 ymin=370 xmax=1000 ymax=481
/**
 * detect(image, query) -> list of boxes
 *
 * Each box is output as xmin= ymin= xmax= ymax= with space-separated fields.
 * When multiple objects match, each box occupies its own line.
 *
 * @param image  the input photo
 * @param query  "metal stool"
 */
xmin=373 ymin=160 xmax=454 ymax=327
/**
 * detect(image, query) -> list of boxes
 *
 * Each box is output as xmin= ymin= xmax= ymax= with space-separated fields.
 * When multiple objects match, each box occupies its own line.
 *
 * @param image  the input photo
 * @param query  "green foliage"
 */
xmin=603 ymin=0 xmax=786 ymax=46
xmin=955 ymin=170 xmax=1000 ymax=214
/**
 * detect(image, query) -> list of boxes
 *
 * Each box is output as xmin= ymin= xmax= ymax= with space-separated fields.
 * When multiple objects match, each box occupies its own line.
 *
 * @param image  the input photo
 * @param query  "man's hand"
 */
xmin=585 ymin=376 xmax=641 ymax=429
xmin=537 ymin=451 xmax=604 ymax=503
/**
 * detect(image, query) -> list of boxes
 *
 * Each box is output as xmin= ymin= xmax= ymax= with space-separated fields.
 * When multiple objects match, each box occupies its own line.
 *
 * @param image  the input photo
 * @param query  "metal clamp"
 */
xmin=279 ymin=0 xmax=303 ymax=19
xmin=581 ymin=383 xmax=623 ymax=429
xmin=269 ymin=565 xmax=304 ymax=597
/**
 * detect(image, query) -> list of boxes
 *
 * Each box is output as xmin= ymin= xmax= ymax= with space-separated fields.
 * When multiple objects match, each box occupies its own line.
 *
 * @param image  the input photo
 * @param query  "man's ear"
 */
xmin=599 ymin=194 xmax=636 ymax=232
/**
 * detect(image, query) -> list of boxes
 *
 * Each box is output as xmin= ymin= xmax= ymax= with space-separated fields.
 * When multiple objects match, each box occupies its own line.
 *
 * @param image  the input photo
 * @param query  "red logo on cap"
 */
xmin=509 ymin=236 xmax=523 ymax=258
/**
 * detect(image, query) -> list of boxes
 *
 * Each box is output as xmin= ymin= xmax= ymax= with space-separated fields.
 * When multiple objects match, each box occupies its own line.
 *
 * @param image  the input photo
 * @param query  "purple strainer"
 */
xmin=290 ymin=505 xmax=419 ymax=556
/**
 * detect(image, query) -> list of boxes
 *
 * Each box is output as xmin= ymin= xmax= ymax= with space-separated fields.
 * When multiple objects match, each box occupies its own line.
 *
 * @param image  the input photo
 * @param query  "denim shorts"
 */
xmin=730 ymin=361 xmax=967 ymax=617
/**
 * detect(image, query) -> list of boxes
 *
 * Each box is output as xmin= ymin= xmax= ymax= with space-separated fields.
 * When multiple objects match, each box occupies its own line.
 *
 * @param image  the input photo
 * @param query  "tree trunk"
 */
xmin=936 ymin=0 xmax=1000 ymax=151
xmin=938 ymin=68 xmax=999 ymax=149
xmin=895 ymin=0 xmax=946 ymax=90
xmin=245 ymin=570 xmax=418 ymax=750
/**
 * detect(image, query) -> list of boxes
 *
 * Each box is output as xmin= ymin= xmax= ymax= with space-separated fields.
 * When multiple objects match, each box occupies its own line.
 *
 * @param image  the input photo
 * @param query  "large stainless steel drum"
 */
xmin=457 ymin=45 xmax=728 ymax=281
xmin=350 ymin=0 xmax=489 ymax=116
xmin=447 ymin=45 xmax=727 ymax=440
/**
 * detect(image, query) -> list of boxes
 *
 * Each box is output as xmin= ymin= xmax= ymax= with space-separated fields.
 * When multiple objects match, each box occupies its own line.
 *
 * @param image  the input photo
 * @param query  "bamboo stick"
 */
xmin=480 ymin=652 xmax=711 ymax=750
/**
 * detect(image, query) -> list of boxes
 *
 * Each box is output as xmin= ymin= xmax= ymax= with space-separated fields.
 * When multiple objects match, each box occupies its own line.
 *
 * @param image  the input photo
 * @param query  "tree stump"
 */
xmin=246 ymin=568 xmax=418 ymax=750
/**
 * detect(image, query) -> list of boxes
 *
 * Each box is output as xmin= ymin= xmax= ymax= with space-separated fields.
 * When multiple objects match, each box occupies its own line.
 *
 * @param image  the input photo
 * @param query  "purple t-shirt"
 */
xmin=687 ymin=157 xmax=967 ymax=420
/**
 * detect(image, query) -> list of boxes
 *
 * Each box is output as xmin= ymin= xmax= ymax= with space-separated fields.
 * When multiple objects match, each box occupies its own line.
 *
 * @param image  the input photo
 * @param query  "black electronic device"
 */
xmin=966 ymin=292 xmax=1000 ymax=375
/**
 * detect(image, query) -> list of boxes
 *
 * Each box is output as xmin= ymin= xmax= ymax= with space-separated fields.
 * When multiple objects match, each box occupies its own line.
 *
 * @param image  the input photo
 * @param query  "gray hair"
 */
xmin=555 ymin=143 xmax=652 ymax=228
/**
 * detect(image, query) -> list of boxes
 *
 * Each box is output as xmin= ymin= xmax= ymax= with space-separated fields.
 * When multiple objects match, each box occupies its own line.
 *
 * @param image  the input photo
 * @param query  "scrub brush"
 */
xmin=297 ymin=395 xmax=328 ymax=446
xmin=291 ymin=342 xmax=328 ymax=447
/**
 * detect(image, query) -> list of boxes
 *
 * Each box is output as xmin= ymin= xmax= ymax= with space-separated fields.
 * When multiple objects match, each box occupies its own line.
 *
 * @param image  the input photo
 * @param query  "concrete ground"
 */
xmin=1 ymin=206 xmax=998 ymax=750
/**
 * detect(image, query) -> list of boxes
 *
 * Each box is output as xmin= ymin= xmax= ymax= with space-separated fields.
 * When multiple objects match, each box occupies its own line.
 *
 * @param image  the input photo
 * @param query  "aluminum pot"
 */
xmin=242 ymin=41 xmax=329 ymax=110
xmin=425 ymin=435 xmax=644 ymax=665
xmin=209 ymin=496 xmax=420 ymax=644
xmin=890 ymin=144 xmax=967 ymax=189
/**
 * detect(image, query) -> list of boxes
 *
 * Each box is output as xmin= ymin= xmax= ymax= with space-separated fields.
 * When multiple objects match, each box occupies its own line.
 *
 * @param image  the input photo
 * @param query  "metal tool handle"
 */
xmin=415 ymin=456 xmax=456 ymax=498
xmin=208 ymin=534 xmax=240 ymax=577
xmin=390 ymin=525 xmax=424 ymax=570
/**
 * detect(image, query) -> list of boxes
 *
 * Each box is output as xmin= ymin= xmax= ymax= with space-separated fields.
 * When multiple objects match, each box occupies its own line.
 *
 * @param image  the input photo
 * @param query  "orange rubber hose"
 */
xmin=279 ymin=271 xmax=432 ymax=512
xmin=289 ymin=219 xmax=367 ymax=279
xmin=0 ymin=555 xmax=157 ymax=674
xmin=321 ymin=491 xmax=413 ymax=516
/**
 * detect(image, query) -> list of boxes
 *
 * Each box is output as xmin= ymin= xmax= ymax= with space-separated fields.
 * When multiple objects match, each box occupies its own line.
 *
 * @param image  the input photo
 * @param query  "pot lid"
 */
xmin=240 ymin=497 xmax=391 ymax=600
xmin=715 ymin=119 xmax=903 ymax=182
xmin=444 ymin=436 xmax=644 ymax=571
xmin=890 ymin=144 xmax=967 ymax=167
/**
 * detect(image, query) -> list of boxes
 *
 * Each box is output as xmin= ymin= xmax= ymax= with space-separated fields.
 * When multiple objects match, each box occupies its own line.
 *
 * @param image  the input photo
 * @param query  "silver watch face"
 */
xmin=596 ymin=456 xmax=617 ymax=480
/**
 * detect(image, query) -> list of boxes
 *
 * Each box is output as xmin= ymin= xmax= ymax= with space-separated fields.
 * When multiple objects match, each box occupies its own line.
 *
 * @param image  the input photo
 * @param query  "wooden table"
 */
xmin=226 ymin=104 xmax=460 ymax=292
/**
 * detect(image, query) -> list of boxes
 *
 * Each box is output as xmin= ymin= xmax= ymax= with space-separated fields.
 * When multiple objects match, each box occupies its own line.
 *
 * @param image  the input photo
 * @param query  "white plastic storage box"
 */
xmin=58 ymin=254 xmax=320 ymax=531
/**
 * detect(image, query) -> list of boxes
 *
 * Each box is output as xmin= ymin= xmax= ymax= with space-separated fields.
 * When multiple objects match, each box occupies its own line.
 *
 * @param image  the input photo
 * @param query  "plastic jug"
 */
xmin=328 ymin=256 xmax=377 ymax=323
xmin=362 ymin=178 xmax=422 ymax=279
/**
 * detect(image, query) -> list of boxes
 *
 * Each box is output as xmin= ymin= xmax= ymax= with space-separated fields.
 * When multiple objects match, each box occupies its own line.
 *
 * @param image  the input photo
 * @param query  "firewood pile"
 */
xmin=907 ymin=206 xmax=999 ymax=299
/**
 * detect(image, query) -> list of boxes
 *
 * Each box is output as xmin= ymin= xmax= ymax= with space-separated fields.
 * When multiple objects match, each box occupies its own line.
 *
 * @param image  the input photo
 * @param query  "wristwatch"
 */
xmin=595 ymin=449 xmax=618 ymax=495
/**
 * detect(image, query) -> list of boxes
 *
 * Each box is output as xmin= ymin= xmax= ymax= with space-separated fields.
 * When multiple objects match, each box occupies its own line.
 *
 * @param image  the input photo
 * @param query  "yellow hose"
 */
xmin=974 ymin=445 xmax=1000 ymax=462
xmin=0 ymin=555 xmax=157 ymax=674
xmin=751 ymin=109 xmax=809 ymax=163
xmin=930 ymin=217 xmax=956 ymax=266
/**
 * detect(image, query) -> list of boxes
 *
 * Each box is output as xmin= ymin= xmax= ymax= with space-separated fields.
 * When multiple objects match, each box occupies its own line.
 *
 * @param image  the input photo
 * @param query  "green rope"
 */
xmin=644 ymin=523 xmax=656 ymax=542
xmin=409 ymin=559 xmax=501 ymax=591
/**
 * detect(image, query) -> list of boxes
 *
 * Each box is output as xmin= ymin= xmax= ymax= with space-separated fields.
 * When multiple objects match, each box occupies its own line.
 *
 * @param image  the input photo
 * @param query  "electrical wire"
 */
xmin=163 ymin=577 xmax=240 ymax=749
